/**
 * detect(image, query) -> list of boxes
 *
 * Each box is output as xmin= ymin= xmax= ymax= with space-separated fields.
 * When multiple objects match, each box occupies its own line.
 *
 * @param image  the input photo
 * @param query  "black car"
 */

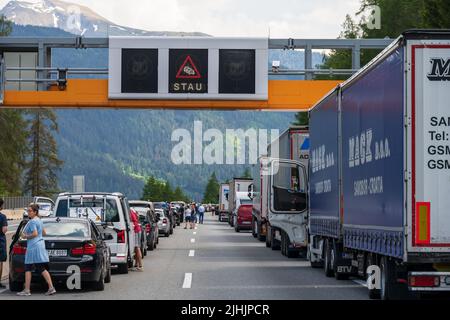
xmin=9 ymin=217 xmax=112 ymax=292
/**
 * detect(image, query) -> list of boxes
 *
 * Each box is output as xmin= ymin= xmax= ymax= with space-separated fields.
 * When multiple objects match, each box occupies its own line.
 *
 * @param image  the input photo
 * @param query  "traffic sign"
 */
xmin=170 ymin=49 xmax=208 ymax=93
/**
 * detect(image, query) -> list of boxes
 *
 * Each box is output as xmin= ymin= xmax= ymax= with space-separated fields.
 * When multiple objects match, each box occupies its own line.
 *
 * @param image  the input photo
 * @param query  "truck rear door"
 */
xmin=408 ymin=39 xmax=450 ymax=252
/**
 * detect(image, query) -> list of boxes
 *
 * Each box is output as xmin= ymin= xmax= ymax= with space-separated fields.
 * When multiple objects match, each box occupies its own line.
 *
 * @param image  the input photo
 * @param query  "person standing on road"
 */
xmin=0 ymin=199 xmax=8 ymax=289
xmin=18 ymin=203 xmax=56 ymax=296
xmin=184 ymin=206 xmax=192 ymax=229
xmin=130 ymin=208 xmax=144 ymax=272
xmin=198 ymin=204 xmax=205 ymax=224
xmin=190 ymin=204 xmax=197 ymax=229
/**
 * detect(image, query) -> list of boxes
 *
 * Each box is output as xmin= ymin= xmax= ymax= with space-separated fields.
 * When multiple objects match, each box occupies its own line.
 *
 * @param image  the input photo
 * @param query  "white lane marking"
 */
xmin=191 ymin=238 xmax=196 ymax=243
xmin=353 ymin=279 xmax=368 ymax=288
xmin=182 ymin=273 xmax=192 ymax=289
xmin=193 ymin=232 xmax=197 ymax=235
xmin=189 ymin=250 xmax=195 ymax=257
xmin=195 ymin=226 xmax=198 ymax=230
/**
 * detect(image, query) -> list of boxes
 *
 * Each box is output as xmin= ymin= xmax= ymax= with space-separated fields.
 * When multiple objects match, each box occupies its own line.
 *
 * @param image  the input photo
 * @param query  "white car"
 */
xmin=53 ymin=192 xmax=137 ymax=274
xmin=23 ymin=196 xmax=55 ymax=219
xmin=156 ymin=209 xmax=171 ymax=237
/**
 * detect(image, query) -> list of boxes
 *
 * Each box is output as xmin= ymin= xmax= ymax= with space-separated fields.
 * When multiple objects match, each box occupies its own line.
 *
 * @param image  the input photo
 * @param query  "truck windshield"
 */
xmin=271 ymin=162 xmax=307 ymax=213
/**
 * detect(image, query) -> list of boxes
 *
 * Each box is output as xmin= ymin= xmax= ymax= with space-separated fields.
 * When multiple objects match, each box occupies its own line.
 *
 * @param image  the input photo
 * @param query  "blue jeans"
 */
xmin=199 ymin=212 xmax=204 ymax=224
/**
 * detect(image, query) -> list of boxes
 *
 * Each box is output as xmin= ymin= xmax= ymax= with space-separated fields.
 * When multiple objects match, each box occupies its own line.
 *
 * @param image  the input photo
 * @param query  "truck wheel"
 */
xmin=308 ymin=244 xmax=323 ymax=268
xmin=271 ymin=228 xmax=281 ymax=251
xmin=380 ymin=257 xmax=409 ymax=300
xmin=281 ymin=231 xmax=288 ymax=257
xmin=257 ymin=221 xmax=265 ymax=242
xmin=332 ymin=243 xmax=349 ymax=280
xmin=252 ymin=218 xmax=258 ymax=238
xmin=324 ymin=239 xmax=334 ymax=277
xmin=266 ymin=225 xmax=271 ymax=248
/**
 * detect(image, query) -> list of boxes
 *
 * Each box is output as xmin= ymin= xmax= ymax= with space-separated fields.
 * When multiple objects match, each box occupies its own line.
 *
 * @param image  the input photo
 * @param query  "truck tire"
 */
xmin=271 ymin=228 xmax=281 ymax=251
xmin=380 ymin=257 xmax=409 ymax=300
xmin=324 ymin=239 xmax=334 ymax=277
xmin=252 ymin=217 xmax=258 ymax=238
xmin=308 ymin=244 xmax=323 ymax=268
xmin=257 ymin=221 xmax=265 ymax=242
xmin=333 ymin=243 xmax=349 ymax=280
xmin=266 ymin=225 xmax=271 ymax=248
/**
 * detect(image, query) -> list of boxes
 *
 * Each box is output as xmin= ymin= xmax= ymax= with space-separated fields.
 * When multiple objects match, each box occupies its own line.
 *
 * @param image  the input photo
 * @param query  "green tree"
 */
xmin=422 ymin=0 xmax=450 ymax=28
xmin=202 ymin=172 xmax=220 ymax=203
xmin=23 ymin=109 xmax=63 ymax=197
xmin=242 ymin=168 xmax=252 ymax=179
xmin=162 ymin=181 xmax=174 ymax=201
xmin=0 ymin=15 xmax=27 ymax=196
xmin=0 ymin=110 xmax=27 ymax=195
xmin=293 ymin=112 xmax=309 ymax=126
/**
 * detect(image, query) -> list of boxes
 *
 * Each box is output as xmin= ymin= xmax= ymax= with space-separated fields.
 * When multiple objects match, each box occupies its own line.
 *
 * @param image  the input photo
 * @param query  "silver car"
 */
xmin=156 ymin=209 xmax=170 ymax=237
xmin=23 ymin=197 xmax=55 ymax=219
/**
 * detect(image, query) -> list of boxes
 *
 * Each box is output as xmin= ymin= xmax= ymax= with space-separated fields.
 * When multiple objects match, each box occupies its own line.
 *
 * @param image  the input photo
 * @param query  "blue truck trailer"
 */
xmin=308 ymin=30 xmax=450 ymax=300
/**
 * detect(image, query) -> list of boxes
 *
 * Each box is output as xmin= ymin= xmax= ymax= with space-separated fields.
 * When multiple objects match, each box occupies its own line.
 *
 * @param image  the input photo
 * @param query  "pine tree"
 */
xmin=23 ymin=109 xmax=63 ymax=197
xmin=202 ymin=172 xmax=220 ymax=203
xmin=293 ymin=112 xmax=309 ymax=126
xmin=0 ymin=15 xmax=26 ymax=195
xmin=0 ymin=110 xmax=27 ymax=195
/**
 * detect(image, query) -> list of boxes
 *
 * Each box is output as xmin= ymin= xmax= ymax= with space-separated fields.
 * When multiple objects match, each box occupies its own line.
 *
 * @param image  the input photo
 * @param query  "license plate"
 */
xmin=242 ymin=221 xmax=251 ymax=225
xmin=47 ymin=250 xmax=67 ymax=257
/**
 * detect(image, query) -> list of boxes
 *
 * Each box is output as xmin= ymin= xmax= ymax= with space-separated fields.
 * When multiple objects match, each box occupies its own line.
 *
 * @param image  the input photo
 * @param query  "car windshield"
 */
xmin=38 ymin=204 xmax=52 ymax=211
xmin=43 ymin=221 xmax=90 ymax=238
xmin=55 ymin=198 xmax=120 ymax=223
xmin=154 ymin=203 xmax=164 ymax=209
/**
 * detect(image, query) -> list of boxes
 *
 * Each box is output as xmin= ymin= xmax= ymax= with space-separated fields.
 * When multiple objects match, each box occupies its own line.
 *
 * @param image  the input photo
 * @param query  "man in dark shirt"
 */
xmin=0 ymin=198 xmax=8 ymax=288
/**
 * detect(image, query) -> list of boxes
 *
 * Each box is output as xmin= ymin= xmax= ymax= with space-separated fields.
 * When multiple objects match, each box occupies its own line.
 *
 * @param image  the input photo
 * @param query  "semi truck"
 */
xmin=251 ymin=127 xmax=310 ymax=257
xmin=228 ymin=178 xmax=253 ymax=227
xmin=308 ymin=30 xmax=450 ymax=300
xmin=218 ymin=183 xmax=230 ymax=222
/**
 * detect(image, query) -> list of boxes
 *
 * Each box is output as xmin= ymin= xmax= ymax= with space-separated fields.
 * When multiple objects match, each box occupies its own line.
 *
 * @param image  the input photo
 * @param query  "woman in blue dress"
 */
xmin=17 ymin=203 xmax=56 ymax=296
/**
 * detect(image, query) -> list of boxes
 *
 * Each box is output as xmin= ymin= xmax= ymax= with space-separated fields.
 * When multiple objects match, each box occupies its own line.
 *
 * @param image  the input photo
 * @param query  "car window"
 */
xmin=38 ymin=203 xmax=53 ymax=211
xmin=240 ymin=199 xmax=253 ymax=205
xmin=90 ymin=222 xmax=101 ymax=240
xmin=43 ymin=221 xmax=90 ymax=238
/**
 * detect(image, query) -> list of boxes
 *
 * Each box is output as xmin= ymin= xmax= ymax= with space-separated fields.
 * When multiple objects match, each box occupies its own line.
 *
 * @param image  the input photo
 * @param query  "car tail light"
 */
xmin=80 ymin=268 xmax=93 ymax=273
xmin=117 ymin=230 xmax=125 ymax=243
xmin=71 ymin=243 xmax=97 ymax=256
xmin=146 ymin=224 xmax=151 ymax=234
xmin=409 ymin=275 xmax=440 ymax=287
xmin=12 ymin=243 xmax=27 ymax=255
xmin=71 ymin=247 xmax=84 ymax=256
xmin=83 ymin=243 xmax=96 ymax=255
xmin=163 ymin=218 xmax=168 ymax=224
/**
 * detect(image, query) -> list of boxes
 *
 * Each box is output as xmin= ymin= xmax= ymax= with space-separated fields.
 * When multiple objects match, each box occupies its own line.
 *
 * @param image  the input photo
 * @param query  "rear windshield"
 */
xmin=55 ymin=198 xmax=120 ymax=222
xmin=154 ymin=203 xmax=164 ymax=209
xmin=43 ymin=221 xmax=90 ymax=238
xmin=130 ymin=203 xmax=150 ymax=209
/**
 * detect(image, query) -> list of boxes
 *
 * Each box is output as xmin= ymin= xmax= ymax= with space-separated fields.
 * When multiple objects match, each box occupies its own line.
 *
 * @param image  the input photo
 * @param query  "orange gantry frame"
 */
xmin=2 ymin=79 xmax=341 ymax=111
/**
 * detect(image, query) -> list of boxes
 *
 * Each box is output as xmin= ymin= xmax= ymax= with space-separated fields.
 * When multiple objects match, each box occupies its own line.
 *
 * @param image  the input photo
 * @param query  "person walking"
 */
xmin=0 ymin=199 xmax=8 ymax=289
xmin=184 ymin=206 xmax=192 ymax=229
xmin=18 ymin=203 xmax=56 ymax=296
xmin=198 ymin=204 xmax=205 ymax=224
xmin=130 ymin=208 xmax=143 ymax=271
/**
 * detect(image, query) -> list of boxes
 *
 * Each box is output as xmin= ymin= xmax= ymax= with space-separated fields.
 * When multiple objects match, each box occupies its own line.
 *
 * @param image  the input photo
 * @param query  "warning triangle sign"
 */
xmin=176 ymin=55 xmax=202 ymax=79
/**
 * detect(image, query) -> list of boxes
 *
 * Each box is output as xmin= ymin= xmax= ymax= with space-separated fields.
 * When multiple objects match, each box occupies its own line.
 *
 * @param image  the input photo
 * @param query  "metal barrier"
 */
xmin=0 ymin=196 xmax=34 ymax=210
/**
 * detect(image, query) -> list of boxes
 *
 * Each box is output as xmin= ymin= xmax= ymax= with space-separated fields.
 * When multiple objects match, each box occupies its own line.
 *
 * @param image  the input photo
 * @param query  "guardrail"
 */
xmin=0 ymin=196 xmax=34 ymax=210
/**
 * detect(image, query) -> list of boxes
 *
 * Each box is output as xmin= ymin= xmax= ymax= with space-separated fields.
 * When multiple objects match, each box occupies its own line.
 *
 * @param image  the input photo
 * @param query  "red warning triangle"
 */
xmin=176 ymin=55 xmax=202 ymax=79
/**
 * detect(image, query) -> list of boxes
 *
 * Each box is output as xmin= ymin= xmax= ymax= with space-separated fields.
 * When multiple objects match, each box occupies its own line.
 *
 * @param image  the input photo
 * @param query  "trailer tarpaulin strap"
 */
xmin=416 ymin=202 xmax=431 ymax=245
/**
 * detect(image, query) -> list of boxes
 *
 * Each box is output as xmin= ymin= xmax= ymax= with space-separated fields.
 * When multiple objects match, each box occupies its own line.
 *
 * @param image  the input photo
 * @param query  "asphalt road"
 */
xmin=0 ymin=214 xmax=368 ymax=300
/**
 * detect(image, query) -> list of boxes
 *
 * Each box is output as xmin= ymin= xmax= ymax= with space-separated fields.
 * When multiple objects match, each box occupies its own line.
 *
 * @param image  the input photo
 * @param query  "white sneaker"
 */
xmin=17 ymin=290 xmax=31 ymax=297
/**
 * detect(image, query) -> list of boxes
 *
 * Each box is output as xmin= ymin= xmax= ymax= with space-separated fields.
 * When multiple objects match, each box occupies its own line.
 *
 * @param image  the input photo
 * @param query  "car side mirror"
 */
xmin=102 ymin=233 xmax=114 ymax=241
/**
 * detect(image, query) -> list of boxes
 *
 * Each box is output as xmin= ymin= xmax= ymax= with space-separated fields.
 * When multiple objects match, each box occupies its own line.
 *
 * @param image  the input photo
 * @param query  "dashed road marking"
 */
xmin=189 ymin=250 xmax=195 ymax=257
xmin=182 ymin=273 xmax=192 ymax=289
xmin=193 ymin=232 xmax=197 ymax=235
xmin=191 ymin=238 xmax=196 ymax=243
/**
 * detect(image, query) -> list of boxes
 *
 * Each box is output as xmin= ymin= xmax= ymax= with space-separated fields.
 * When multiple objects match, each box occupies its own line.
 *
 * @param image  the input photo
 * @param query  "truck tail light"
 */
xmin=409 ymin=275 xmax=440 ymax=287
xmin=12 ymin=243 xmax=27 ymax=255
xmin=117 ymin=230 xmax=125 ymax=244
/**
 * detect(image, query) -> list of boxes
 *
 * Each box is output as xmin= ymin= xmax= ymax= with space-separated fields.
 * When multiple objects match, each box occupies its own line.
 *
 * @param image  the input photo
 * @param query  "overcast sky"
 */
xmin=1 ymin=0 xmax=362 ymax=38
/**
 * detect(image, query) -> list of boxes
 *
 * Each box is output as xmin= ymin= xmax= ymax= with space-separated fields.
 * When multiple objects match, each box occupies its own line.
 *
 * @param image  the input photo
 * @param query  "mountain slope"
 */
xmin=1 ymin=0 xmax=208 ymax=36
